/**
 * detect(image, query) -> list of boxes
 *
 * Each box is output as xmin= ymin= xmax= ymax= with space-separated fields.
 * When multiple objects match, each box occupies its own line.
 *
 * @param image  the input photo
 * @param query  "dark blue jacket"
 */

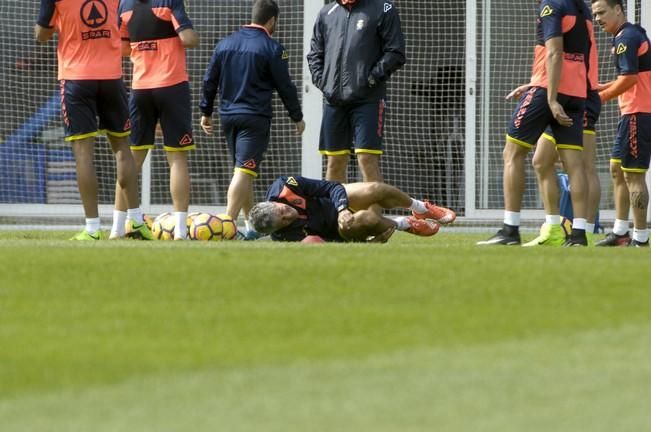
xmin=265 ymin=176 xmax=349 ymax=242
xmin=307 ymin=0 xmax=406 ymax=105
xmin=199 ymin=26 xmax=303 ymax=121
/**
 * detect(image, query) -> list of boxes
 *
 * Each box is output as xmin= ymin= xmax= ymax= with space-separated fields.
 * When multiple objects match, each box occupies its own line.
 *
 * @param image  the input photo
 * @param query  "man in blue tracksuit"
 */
xmin=307 ymin=0 xmax=406 ymax=184
xmin=199 ymin=0 xmax=304 ymax=238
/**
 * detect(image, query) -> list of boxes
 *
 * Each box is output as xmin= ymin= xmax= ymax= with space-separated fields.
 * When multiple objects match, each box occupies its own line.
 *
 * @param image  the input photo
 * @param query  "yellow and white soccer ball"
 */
xmin=189 ymin=213 xmax=224 ymax=241
xmin=216 ymin=214 xmax=237 ymax=240
xmin=152 ymin=212 xmax=175 ymax=240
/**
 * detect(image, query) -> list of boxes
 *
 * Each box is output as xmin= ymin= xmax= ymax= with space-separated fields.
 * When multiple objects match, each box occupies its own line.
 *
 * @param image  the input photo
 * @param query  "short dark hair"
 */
xmin=591 ymin=0 xmax=624 ymax=8
xmin=252 ymin=0 xmax=279 ymax=25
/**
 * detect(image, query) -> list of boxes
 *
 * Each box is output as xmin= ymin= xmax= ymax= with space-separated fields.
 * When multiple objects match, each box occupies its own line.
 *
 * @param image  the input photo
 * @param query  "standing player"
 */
xmin=249 ymin=176 xmax=455 ymax=242
xmin=35 ymin=0 xmax=151 ymax=240
xmin=478 ymin=0 xmax=592 ymax=246
xmin=199 ymin=0 xmax=305 ymax=239
xmin=307 ymin=0 xmax=406 ymax=183
xmin=113 ymin=0 xmax=199 ymax=240
xmin=508 ymin=2 xmax=603 ymax=246
xmin=591 ymin=0 xmax=651 ymax=247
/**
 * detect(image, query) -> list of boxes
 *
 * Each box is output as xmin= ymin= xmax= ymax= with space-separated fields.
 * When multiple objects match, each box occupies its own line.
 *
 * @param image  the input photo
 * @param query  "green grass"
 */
xmin=1 ymin=232 xmax=651 ymax=431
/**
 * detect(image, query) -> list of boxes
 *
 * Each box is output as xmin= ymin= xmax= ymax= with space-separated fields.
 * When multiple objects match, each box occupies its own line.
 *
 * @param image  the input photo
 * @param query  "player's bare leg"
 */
xmin=111 ymin=148 xmax=148 ymax=239
xmin=503 ymin=140 xmax=530 ymax=213
xmin=325 ymin=154 xmax=349 ymax=183
xmin=524 ymin=135 xmax=566 ymax=247
xmin=583 ymin=132 xmax=601 ymax=227
xmin=167 ymin=151 xmax=190 ymax=239
xmin=71 ymin=137 xmax=99 ymax=219
xmin=356 ymin=152 xmax=383 ymax=183
xmin=226 ymin=170 xmax=255 ymax=223
xmin=558 ymin=148 xmax=588 ymax=245
xmin=623 ymin=171 xmax=649 ymax=246
xmin=596 ymin=162 xmax=631 ymax=246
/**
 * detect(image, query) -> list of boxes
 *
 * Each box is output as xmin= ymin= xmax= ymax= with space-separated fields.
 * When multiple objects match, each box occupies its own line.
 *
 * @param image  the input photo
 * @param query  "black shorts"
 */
xmin=319 ymin=100 xmax=385 ymax=155
xmin=612 ymin=113 xmax=651 ymax=172
xmin=542 ymin=89 xmax=602 ymax=144
xmin=220 ymin=114 xmax=271 ymax=177
xmin=60 ymin=79 xmax=130 ymax=141
xmin=506 ymin=87 xmax=585 ymax=150
xmin=129 ymin=81 xmax=195 ymax=152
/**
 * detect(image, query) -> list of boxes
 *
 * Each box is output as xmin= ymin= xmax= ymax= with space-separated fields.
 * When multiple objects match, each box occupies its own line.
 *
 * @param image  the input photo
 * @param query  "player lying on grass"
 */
xmin=249 ymin=176 xmax=456 ymax=242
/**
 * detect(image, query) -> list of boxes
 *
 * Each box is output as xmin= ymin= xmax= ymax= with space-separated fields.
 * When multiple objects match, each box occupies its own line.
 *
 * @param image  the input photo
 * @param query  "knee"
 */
xmin=610 ymin=164 xmax=624 ymax=182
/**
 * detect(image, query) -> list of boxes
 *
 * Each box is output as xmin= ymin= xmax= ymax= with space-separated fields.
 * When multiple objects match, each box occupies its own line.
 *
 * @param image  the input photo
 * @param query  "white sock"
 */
xmin=111 ymin=210 xmax=127 ymax=237
xmin=394 ymin=216 xmax=411 ymax=231
xmin=85 ymin=217 xmax=101 ymax=234
xmin=245 ymin=219 xmax=254 ymax=233
xmin=613 ymin=219 xmax=629 ymax=236
xmin=633 ymin=228 xmax=649 ymax=243
xmin=174 ymin=212 xmax=188 ymax=239
xmin=572 ymin=218 xmax=587 ymax=230
xmin=409 ymin=199 xmax=428 ymax=214
xmin=504 ymin=211 xmax=520 ymax=227
xmin=127 ymin=208 xmax=144 ymax=225
xmin=586 ymin=223 xmax=595 ymax=234
xmin=545 ymin=214 xmax=561 ymax=225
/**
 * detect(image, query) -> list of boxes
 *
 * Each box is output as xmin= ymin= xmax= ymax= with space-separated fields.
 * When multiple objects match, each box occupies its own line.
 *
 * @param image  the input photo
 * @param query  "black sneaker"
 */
xmin=629 ymin=239 xmax=649 ymax=247
xmin=595 ymin=232 xmax=631 ymax=247
xmin=477 ymin=225 xmax=521 ymax=245
xmin=563 ymin=229 xmax=587 ymax=247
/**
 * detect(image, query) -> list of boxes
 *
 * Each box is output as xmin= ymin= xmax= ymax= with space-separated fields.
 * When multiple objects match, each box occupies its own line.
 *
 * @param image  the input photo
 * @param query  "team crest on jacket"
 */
xmin=356 ymin=20 xmax=365 ymax=31
xmin=286 ymin=176 xmax=298 ymax=186
xmin=540 ymin=5 xmax=553 ymax=18
xmin=383 ymin=3 xmax=392 ymax=13
xmin=616 ymin=43 xmax=627 ymax=55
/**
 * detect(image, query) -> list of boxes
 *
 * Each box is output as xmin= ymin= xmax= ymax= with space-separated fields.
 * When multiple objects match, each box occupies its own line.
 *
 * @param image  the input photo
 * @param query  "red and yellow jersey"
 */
xmin=36 ymin=0 xmax=122 ymax=80
xmin=118 ymin=0 xmax=193 ymax=90
xmin=612 ymin=23 xmax=651 ymax=115
xmin=529 ymin=0 xmax=590 ymax=98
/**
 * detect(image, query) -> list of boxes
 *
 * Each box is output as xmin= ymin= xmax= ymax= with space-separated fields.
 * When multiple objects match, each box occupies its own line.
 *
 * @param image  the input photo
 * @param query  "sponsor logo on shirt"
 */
xmin=281 ymin=50 xmax=289 ymax=60
xmin=616 ymin=43 xmax=627 ymax=55
xmin=136 ymin=41 xmax=159 ymax=51
xmin=356 ymin=20 xmax=365 ymax=31
xmin=384 ymin=3 xmax=392 ymax=13
xmin=540 ymin=5 xmax=553 ymax=18
xmin=81 ymin=0 xmax=108 ymax=29
xmin=81 ymin=30 xmax=111 ymax=40
xmin=286 ymin=176 xmax=298 ymax=186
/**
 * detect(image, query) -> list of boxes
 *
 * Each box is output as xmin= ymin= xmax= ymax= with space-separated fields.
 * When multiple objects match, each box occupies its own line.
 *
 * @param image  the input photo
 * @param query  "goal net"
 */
xmin=0 ymin=0 xmax=646 ymax=228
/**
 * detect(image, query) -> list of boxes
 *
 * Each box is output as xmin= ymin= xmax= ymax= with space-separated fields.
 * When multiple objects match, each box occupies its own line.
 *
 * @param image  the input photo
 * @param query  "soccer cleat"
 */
xmin=476 ymin=226 xmax=521 ymax=245
xmin=125 ymin=220 xmax=154 ymax=240
xmin=405 ymin=217 xmax=440 ymax=237
xmin=522 ymin=223 xmax=566 ymax=247
xmin=595 ymin=232 xmax=631 ymax=247
xmin=629 ymin=239 xmax=650 ymax=247
xmin=563 ymin=229 xmax=587 ymax=247
xmin=586 ymin=231 xmax=594 ymax=247
xmin=70 ymin=229 xmax=107 ymax=241
xmin=412 ymin=200 xmax=456 ymax=224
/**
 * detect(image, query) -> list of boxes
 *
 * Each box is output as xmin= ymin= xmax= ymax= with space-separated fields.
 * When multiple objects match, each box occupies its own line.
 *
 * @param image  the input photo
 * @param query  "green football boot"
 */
xmin=70 ymin=229 xmax=107 ymax=241
xmin=125 ymin=220 xmax=154 ymax=240
xmin=522 ymin=223 xmax=566 ymax=247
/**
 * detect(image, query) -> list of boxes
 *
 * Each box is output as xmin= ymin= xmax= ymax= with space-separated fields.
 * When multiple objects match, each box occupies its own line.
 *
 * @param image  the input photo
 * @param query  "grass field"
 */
xmin=1 ymin=231 xmax=651 ymax=431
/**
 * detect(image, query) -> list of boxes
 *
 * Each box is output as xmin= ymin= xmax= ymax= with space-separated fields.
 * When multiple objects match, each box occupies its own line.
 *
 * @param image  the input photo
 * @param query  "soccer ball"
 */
xmin=561 ymin=216 xmax=572 ymax=237
xmin=187 ymin=212 xmax=202 ymax=231
xmin=152 ymin=212 xmax=175 ymax=240
xmin=189 ymin=213 xmax=224 ymax=241
xmin=124 ymin=213 xmax=154 ymax=234
xmin=216 ymin=214 xmax=237 ymax=240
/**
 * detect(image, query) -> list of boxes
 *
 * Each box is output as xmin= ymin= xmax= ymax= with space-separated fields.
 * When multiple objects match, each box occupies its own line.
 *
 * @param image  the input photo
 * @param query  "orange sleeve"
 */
xmin=599 ymin=75 xmax=638 ymax=103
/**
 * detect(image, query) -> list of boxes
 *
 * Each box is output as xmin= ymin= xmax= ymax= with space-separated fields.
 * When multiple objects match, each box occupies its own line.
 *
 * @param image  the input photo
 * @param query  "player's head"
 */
xmin=591 ymin=0 xmax=626 ymax=34
xmin=252 ymin=0 xmax=279 ymax=34
xmin=249 ymin=201 xmax=298 ymax=234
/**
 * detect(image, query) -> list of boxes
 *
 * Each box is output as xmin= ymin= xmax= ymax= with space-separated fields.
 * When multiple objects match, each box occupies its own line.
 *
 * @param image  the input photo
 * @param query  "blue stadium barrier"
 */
xmin=0 ymin=94 xmax=60 ymax=203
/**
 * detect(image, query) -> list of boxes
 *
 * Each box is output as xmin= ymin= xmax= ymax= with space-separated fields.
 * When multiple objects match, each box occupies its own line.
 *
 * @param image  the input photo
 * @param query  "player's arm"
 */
xmin=199 ymin=46 xmax=221 ymax=135
xmin=545 ymin=36 xmax=572 ymax=126
xmin=118 ymin=8 xmax=131 ymax=57
xmin=172 ymin=0 xmax=199 ymax=48
xmin=269 ymin=46 xmax=305 ymax=134
xmin=368 ymin=4 xmax=406 ymax=86
xmin=34 ymin=0 xmax=56 ymax=44
xmin=599 ymin=35 xmax=640 ymax=102
xmin=306 ymin=14 xmax=325 ymax=89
